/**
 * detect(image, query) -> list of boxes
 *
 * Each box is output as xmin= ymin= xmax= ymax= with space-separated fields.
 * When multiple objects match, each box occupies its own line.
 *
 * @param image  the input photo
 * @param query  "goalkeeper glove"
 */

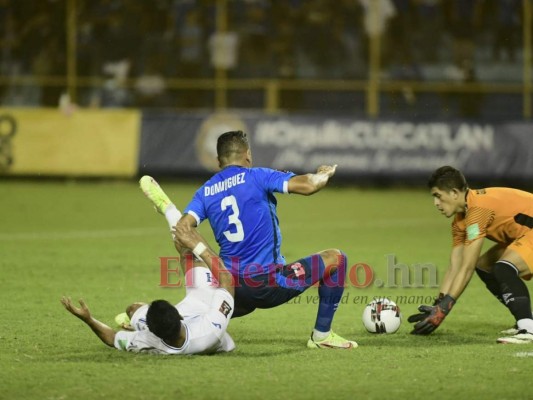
xmin=411 ymin=294 xmax=456 ymax=335
xmin=407 ymin=293 xmax=444 ymax=323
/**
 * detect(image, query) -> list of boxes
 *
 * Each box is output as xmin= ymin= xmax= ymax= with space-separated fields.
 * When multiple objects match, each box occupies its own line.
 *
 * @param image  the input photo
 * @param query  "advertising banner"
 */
xmin=0 ymin=109 xmax=141 ymax=177
xmin=140 ymin=112 xmax=533 ymax=184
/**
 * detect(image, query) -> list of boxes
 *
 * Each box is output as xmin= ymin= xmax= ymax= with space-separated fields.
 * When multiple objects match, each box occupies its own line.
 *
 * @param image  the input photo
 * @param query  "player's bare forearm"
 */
xmin=409 ymin=244 xmax=471 ymax=333
xmin=173 ymin=222 xmax=235 ymax=297
xmin=447 ymin=239 xmax=484 ymax=299
xmin=447 ymin=267 xmax=476 ymax=300
xmin=439 ymin=245 xmax=464 ymax=294
xmin=173 ymin=214 xmax=198 ymax=254
xmin=84 ymin=317 xmax=117 ymax=347
xmin=61 ymin=297 xmax=116 ymax=347
xmin=288 ymin=164 xmax=337 ymax=195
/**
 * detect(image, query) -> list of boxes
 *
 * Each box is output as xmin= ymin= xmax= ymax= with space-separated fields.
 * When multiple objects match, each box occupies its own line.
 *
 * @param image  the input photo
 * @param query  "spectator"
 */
xmin=237 ymin=3 xmax=271 ymax=77
xmin=492 ymin=0 xmax=521 ymax=63
xmin=97 ymin=59 xmax=132 ymax=108
xmin=175 ymin=9 xmax=205 ymax=78
xmin=134 ymin=56 xmax=168 ymax=108
xmin=458 ymin=62 xmax=483 ymax=118
xmin=32 ymin=36 xmax=65 ymax=106
xmin=388 ymin=0 xmax=416 ymax=68
xmin=444 ymin=0 xmax=482 ymax=70
xmin=0 ymin=1 xmax=18 ymax=103
xmin=358 ymin=0 xmax=396 ymax=68
xmin=138 ymin=0 xmax=172 ymax=76
xmin=415 ymin=0 xmax=443 ymax=63
xmin=208 ymin=31 xmax=239 ymax=72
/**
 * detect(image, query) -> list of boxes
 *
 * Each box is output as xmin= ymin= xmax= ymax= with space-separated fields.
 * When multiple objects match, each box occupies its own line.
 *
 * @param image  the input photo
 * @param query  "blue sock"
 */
xmin=314 ymin=252 xmax=347 ymax=333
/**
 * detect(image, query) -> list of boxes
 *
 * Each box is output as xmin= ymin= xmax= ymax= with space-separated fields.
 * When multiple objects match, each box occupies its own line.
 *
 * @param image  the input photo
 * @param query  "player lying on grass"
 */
xmin=61 ymin=222 xmax=236 ymax=355
xmin=409 ymin=166 xmax=533 ymax=344
xmin=140 ymin=131 xmax=357 ymax=349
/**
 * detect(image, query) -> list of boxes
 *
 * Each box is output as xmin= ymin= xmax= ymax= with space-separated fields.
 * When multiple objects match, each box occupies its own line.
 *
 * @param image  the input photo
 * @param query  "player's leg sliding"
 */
xmin=493 ymin=261 xmax=533 ymax=343
xmin=139 ymin=175 xmax=182 ymax=230
xmin=307 ymin=250 xmax=358 ymax=349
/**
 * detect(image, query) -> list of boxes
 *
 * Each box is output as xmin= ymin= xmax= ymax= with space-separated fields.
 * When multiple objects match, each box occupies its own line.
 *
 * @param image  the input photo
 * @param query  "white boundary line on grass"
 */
xmin=0 ymin=227 xmax=164 ymax=241
xmin=514 ymin=351 xmax=533 ymax=357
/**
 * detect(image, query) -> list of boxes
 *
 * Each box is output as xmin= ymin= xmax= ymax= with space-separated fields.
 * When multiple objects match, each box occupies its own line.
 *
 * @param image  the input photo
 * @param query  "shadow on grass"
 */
xmin=42 ymin=323 xmax=510 ymax=364
xmin=354 ymin=329 xmax=500 ymax=347
xmin=43 ymin=341 xmax=308 ymax=363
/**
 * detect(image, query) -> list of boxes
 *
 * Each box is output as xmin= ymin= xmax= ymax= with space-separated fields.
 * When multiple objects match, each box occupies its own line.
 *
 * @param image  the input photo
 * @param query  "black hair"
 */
xmin=146 ymin=300 xmax=182 ymax=342
xmin=428 ymin=166 xmax=468 ymax=192
xmin=216 ymin=130 xmax=249 ymax=164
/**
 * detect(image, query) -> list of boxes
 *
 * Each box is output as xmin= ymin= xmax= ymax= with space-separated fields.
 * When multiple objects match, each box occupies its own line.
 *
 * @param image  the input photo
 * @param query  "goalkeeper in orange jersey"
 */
xmin=408 ymin=166 xmax=533 ymax=343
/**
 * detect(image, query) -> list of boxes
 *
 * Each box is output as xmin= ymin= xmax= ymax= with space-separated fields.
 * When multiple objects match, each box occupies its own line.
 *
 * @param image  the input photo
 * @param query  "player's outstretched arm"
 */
xmin=288 ymin=164 xmax=337 ymax=195
xmin=60 ymin=297 xmax=116 ymax=347
xmin=446 ymin=239 xmax=484 ymax=299
xmin=408 ymin=244 xmax=463 ymax=324
xmin=173 ymin=223 xmax=235 ymax=297
xmin=439 ymin=245 xmax=464 ymax=296
xmin=409 ymin=240 xmax=483 ymax=334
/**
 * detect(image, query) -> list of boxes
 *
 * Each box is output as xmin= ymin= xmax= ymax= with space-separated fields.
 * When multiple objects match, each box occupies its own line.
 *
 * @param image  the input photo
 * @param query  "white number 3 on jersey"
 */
xmin=221 ymin=195 xmax=244 ymax=242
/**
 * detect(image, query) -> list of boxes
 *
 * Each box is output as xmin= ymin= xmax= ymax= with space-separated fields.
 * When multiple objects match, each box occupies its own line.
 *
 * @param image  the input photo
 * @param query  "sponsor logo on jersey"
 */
xmin=502 ymin=293 xmax=514 ymax=304
xmin=290 ymin=262 xmax=305 ymax=277
xmin=219 ymin=300 xmax=233 ymax=318
xmin=466 ymin=223 xmax=480 ymax=241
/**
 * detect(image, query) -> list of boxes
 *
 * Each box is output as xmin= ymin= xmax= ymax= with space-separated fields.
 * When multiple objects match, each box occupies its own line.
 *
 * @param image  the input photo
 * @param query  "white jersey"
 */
xmin=114 ymin=267 xmax=235 ymax=355
xmin=129 ymin=267 xmax=217 ymax=330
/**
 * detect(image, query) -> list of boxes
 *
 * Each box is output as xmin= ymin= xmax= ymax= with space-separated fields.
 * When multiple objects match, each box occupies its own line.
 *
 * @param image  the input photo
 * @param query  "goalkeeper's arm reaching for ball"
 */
xmin=409 ymin=240 xmax=483 ymax=334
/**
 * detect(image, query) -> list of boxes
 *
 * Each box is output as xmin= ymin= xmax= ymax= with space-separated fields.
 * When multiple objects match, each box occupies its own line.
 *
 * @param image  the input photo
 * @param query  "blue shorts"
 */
xmin=232 ymin=254 xmax=337 ymax=318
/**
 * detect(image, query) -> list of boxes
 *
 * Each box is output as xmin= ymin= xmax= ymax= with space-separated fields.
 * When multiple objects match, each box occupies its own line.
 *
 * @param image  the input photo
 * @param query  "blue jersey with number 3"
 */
xmin=184 ymin=166 xmax=295 ymax=278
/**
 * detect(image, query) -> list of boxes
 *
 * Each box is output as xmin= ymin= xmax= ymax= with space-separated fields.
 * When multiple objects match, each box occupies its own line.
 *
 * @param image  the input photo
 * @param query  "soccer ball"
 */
xmin=362 ymin=298 xmax=401 ymax=334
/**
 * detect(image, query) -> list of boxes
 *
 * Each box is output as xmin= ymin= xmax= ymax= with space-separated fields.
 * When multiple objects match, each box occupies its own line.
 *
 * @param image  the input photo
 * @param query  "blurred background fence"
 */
xmin=0 ymin=0 xmax=532 ymax=184
xmin=0 ymin=0 xmax=531 ymax=119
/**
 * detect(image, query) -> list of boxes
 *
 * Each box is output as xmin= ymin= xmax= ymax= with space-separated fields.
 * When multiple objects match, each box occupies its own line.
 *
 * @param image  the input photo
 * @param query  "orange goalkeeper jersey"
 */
xmin=452 ymin=187 xmax=533 ymax=247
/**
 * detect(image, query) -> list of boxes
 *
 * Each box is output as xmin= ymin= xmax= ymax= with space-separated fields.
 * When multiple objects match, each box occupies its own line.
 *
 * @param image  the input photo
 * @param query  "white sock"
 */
xmin=517 ymin=318 xmax=533 ymax=333
xmin=312 ymin=329 xmax=330 ymax=341
xmin=164 ymin=204 xmax=182 ymax=231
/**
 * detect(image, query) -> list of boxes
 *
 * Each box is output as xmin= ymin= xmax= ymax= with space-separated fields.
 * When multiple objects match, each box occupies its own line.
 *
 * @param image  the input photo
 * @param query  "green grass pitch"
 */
xmin=1 ymin=179 xmax=531 ymax=400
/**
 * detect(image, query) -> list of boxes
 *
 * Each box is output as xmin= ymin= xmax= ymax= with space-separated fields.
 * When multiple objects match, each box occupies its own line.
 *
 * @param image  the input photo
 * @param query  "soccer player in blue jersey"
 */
xmin=141 ymin=130 xmax=357 ymax=349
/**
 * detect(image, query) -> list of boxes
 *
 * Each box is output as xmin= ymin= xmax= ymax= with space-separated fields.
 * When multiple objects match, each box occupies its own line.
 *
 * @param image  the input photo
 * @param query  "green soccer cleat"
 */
xmin=139 ymin=175 xmax=172 ymax=215
xmin=497 ymin=329 xmax=533 ymax=344
xmin=307 ymin=331 xmax=358 ymax=349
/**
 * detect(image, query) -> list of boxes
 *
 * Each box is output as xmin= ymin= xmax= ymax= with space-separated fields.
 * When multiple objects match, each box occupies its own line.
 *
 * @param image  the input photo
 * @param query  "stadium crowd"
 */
xmin=0 ymin=0 xmax=526 ymax=116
